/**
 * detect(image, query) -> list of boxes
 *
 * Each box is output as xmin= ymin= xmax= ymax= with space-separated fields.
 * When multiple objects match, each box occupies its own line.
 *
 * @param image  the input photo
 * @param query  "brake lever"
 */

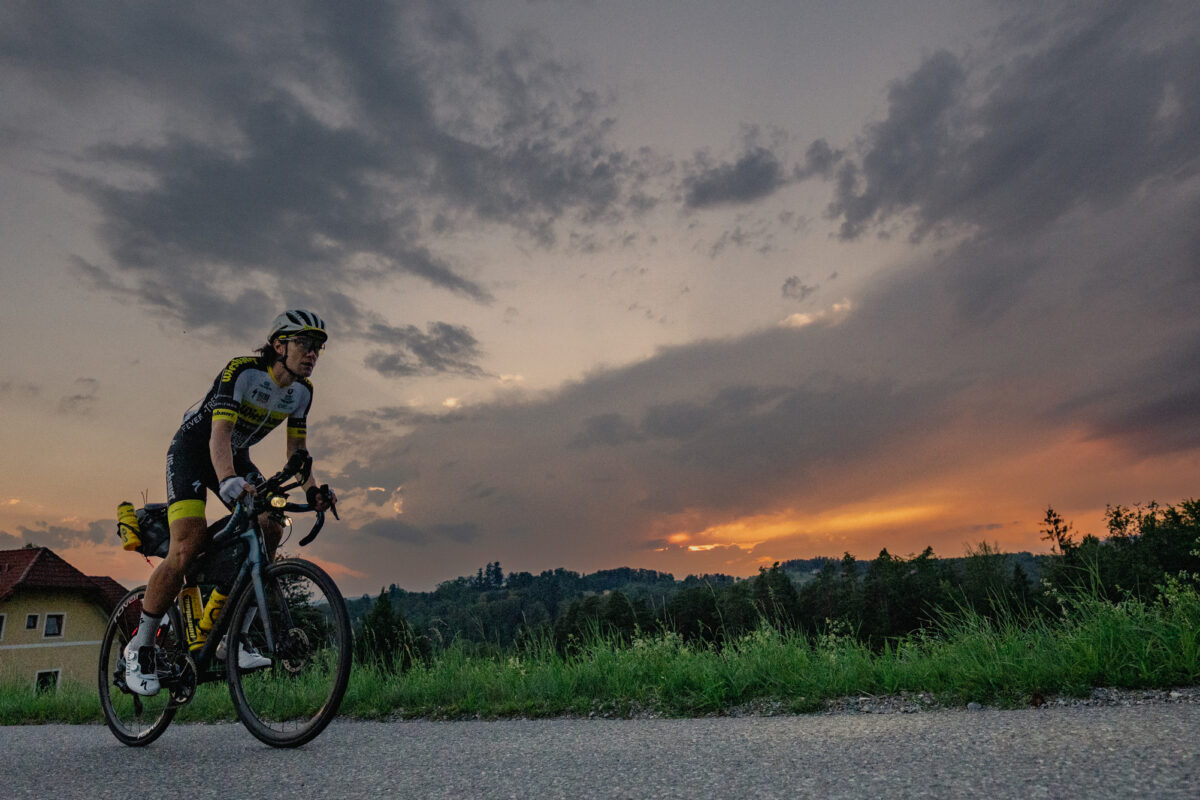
xmin=305 ymin=484 xmax=339 ymax=520
xmin=297 ymin=509 xmax=325 ymax=547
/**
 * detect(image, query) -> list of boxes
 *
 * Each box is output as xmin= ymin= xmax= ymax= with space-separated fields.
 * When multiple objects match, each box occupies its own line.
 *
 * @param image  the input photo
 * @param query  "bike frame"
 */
xmin=170 ymin=460 xmax=327 ymax=684
xmin=185 ymin=503 xmax=276 ymax=674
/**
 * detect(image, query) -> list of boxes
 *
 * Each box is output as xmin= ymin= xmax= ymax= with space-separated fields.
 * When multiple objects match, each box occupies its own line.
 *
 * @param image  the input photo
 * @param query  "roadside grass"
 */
xmin=5 ymin=579 xmax=1199 ymax=724
xmin=345 ymin=576 xmax=1200 ymax=719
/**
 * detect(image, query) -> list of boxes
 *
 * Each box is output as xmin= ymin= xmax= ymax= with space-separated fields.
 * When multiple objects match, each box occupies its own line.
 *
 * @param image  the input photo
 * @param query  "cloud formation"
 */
xmin=684 ymin=146 xmax=789 ymax=209
xmin=364 ymin=321 xmax=488 ymax=378
xmin=57 ymin=378 xmax=100 ymax=416
xmin=317 ymin=1 xmax=1200 ymax=583
xmin=2 ymin=520 xmax=109 ymax=550
xmin=5 ymin=1 xmax=1199 ymax=591
xmin=824 ymin=3 xmax=1200 ymax=242
xmin=1 ymin=1 xmax=649 ymax=355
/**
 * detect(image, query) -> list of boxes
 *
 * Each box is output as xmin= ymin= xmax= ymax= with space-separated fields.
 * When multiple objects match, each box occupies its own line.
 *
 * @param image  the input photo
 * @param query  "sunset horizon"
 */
xmin=3 ymin=0 xmax=1198 ymax=596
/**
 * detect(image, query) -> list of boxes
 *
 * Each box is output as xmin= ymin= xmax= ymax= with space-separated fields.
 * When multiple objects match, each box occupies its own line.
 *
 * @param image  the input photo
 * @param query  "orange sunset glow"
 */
xmin=2 ymin=2 xmax=1198 ymax=593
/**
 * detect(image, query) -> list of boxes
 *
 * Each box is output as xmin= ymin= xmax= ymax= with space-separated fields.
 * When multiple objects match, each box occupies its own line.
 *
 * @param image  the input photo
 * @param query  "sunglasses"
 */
xmin=287 ymin=335 xmax=325 ymax=354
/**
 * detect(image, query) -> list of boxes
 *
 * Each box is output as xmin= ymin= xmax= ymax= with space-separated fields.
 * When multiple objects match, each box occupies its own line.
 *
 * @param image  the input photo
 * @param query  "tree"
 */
xmin=752 ymin=563 xmax=800 ymax=631
xmin=356 ymin=588 xmax=418 ymax=672
xmin=1041 ymin=506 xmax=1076 ymax=554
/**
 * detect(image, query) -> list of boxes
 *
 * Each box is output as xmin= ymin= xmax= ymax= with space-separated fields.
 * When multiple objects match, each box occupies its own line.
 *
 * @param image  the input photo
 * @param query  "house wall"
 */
xmin=0 ymin=589 xmax=110 ymax=689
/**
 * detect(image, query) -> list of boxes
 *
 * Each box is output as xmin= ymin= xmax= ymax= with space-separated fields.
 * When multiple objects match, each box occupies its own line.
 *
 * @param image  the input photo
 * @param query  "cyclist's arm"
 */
xmin=287 ymin=433 xmax=336 ymax=510
xmin=286 ymin=434 xmax=314 ymax=489
xmin=210 ymin=417 xmax=239 ymax=482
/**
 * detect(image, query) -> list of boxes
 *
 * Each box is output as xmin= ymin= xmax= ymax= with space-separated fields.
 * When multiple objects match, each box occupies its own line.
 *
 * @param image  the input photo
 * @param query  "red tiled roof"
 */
xmin=88 ymin=575 xmax=130 ymax=615
xmin=0 ymin=547 xmax=127 ymax=613
xmin=0 ymin=548 xmax=42 ymax=601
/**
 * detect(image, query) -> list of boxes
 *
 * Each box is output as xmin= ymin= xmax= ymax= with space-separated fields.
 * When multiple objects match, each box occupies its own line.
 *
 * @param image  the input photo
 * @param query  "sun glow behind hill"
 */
xmin=664 ymin=503 xmax=947 ymax=553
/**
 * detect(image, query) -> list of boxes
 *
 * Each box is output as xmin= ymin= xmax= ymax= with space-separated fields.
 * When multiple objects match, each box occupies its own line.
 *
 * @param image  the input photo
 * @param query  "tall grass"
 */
xmin=5 ymin=578 xmax=1199 ymax=724
xmin=338 ymin=576 xmax=1200 ymax=719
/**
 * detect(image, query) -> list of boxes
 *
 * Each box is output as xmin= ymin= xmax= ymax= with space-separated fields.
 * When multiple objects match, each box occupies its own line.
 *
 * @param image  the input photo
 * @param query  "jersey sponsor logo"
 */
xmin=220 ymin=356 xmax=257 ymax=385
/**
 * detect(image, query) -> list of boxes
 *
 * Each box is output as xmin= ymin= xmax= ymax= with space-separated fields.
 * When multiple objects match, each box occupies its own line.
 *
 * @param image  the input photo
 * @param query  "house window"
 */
xmin=44 ymin=613 xmax=64 ymax=638
xmin=35 ymin=670 xmax=60 ymax=694
xmin=26 ymin=613 xmax=38 ymax=630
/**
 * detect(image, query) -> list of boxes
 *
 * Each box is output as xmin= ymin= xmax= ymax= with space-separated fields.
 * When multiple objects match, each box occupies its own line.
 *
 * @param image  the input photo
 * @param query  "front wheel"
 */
xmin=226 ymin=559 xmax=352 ymax=747
xmin=98 ymin=586 xmax=183 ymax=746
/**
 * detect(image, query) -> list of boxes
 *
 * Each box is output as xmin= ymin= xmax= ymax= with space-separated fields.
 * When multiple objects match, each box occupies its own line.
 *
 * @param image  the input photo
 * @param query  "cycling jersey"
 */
xmin=166 ymin=356 xmax=313 ymax=523
xmin=177 ymin=356 xmax=312 ymax=450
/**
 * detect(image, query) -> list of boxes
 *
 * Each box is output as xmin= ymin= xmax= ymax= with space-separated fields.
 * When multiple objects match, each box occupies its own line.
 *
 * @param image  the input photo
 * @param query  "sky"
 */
xmin=2 ymin=0 xmax=1199 ymax=594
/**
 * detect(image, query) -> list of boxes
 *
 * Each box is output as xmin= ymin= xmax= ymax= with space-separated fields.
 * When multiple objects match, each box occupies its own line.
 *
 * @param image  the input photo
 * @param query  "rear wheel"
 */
xmin=98 ymin=586 xmax=183 ymax=746
xmin=226 ymin=559 xmax=352 ymax=747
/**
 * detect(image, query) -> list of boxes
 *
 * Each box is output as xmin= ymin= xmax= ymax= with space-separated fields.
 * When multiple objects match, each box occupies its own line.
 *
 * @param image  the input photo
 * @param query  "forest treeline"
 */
xmin=347 ymin=500 xmax=1200 ymax=669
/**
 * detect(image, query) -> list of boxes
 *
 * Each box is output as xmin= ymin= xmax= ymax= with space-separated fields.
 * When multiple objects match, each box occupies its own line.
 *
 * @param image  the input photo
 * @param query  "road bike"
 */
xmin=98 ymin=450 xmax=352 ymax=748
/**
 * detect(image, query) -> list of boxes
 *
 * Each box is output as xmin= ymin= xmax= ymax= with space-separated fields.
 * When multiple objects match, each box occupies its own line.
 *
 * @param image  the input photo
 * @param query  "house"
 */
xmin=0 ymin=546 xmax=127 ymax=692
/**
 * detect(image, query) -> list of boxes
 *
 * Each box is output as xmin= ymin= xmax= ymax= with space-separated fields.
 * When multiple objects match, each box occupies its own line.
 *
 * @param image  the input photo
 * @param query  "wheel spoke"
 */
xmin=226 ymin=560 xmax=351 ymax=747
xmin=98 ymin=587 xmax=180 ymax=746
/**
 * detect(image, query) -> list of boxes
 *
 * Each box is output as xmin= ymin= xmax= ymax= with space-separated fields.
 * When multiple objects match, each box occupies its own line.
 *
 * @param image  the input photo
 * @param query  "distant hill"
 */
xmin=779 ymin=551 xmax=1046 ymax=583
xmin=345 ymin=548 xmax=1050 ymax=649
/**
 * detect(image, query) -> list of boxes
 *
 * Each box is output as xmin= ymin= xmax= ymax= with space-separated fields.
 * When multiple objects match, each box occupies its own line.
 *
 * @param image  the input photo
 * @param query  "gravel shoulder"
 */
xmin=813 ymin=685 xmax=1200 ymax=716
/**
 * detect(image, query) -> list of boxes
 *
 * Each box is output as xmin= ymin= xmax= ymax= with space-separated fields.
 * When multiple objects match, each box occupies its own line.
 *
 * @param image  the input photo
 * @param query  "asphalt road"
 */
xmin=3 ymin=705 xmax=1197 ymax=799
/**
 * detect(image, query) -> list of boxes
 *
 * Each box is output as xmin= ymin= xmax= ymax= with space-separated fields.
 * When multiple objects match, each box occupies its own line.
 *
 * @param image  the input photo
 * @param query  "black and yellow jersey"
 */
xmin=176 ymin=356 xmax=312 ymax=451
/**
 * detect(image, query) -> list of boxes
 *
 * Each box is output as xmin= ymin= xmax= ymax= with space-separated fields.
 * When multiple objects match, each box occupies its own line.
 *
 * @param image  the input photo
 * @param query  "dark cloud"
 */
xmin=358 ymin=518 xmax=429 ymax=546
xmin=825 ymin=3 xmax=1200 ymax=242
xmin=5 ymin=520 xmax=109 ymax=549
xmin=684 ymin=146 xmax=789 ymax=209
xmin=430 ymin=522 xmax=480 ymax=543
xmin=355 ymin=516 xmax=479 ymax=545
xmin=793 ymin=139 xmax=844 ymax=181
xmin=1052 ymin=340 xmax=1200 ymax=457
xmin=363 ymin=321 xmax=487 ymax=378
xmin=569 ymin=413 xmax=643 ymax=449
xmin=826 ymin=49 xmax=965 ymax=240
xmin=640 ymin=401 xmax=715 ymax=441
xmin=708 ymin=221 xmax=774 ymax=258
xmin=2 ymin=1 xmax=649 ymax=337
xmin=782 ymin=277 xmax=818 ymax=302
xmin=58 ymin=378 xmax=99 ymax=416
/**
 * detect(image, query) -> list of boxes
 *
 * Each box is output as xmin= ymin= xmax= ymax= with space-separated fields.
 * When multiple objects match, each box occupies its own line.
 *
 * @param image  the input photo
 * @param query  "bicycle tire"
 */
xmin=226 ymin=558 xmax=352 ymax=747
xmin=98 ymin=585 xmax=183 ymax=746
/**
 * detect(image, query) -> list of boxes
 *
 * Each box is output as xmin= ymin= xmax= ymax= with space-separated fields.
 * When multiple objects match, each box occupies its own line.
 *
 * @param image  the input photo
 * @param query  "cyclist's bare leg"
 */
xmin=144 ymin=516 xmax=209 ymax=616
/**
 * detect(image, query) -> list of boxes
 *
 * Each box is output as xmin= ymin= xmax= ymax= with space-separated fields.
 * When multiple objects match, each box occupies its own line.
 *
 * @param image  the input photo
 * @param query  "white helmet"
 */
xmin=268 ymin=309 xmax=327 ymax=343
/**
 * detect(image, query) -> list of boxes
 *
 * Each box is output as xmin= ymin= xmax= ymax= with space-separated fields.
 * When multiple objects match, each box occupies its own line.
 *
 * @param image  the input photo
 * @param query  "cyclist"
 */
xmin=124 ymin=310 xmax=338 ymax=695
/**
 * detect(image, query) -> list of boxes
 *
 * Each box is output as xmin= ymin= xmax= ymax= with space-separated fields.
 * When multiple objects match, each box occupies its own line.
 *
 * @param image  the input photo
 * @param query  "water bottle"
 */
xmin=198 ymin=589 xmax=228 ymax=634
xmin=117 ymin=502 xmax=142 ymax=552
xmin=180 ymin=586 xmax=206 ymax=651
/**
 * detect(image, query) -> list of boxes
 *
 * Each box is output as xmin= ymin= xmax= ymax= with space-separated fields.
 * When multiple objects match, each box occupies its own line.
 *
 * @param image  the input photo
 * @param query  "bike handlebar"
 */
xmin=210 ymin=449 xmax=333 ymax=547
xmin=258 ymin=448 xmax=313 ymax=495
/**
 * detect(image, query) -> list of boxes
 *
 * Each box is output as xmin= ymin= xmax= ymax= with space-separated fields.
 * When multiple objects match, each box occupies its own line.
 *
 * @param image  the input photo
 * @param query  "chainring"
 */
xmin=165 ymin=651 xmax=198 ymax=706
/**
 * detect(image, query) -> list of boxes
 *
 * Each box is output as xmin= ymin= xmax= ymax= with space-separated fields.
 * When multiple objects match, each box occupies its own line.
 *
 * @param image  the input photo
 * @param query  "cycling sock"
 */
xmin=132 ymin=610 xmax=163 ymax=650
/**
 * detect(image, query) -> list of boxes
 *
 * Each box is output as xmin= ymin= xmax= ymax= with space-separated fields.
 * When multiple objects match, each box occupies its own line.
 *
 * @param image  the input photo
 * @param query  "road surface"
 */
xmin=3 ymin=704 xmax=1197 ymax=799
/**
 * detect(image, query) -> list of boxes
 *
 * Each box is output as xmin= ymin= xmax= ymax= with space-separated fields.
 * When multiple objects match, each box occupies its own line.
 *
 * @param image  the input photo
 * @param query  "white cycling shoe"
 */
xmin=122 ymin=641 xmax=161 ymax=696
xmin=216 ymin=636 xmax=272 ymax=669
